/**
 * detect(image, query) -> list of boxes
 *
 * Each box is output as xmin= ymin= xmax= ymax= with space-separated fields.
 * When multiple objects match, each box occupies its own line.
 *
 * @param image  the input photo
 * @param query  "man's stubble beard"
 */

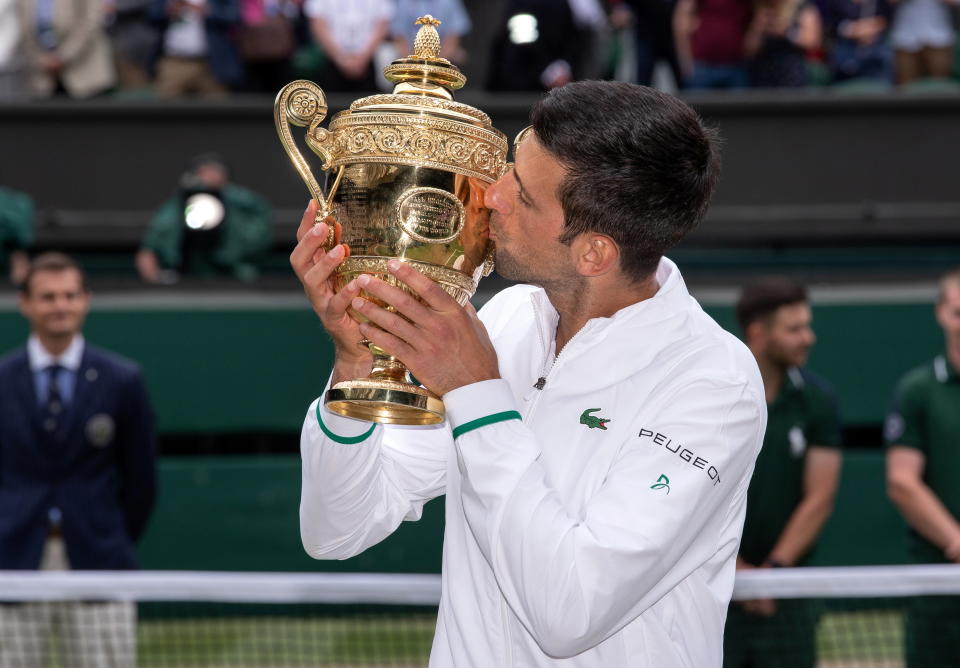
xmin=767 ymin=341 xmax=809 ymax=371
xmin=493 ymin=245 xmax=529 ymax=283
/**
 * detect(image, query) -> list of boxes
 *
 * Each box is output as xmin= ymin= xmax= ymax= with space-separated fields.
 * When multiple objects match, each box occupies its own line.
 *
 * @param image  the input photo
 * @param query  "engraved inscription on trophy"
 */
xmin=396 ymin=187 xmax=465 ymax=244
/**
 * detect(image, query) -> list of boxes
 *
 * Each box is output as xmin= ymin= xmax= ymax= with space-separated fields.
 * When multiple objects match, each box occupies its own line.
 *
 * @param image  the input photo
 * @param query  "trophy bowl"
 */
xmin=275 ymin=16 xmax=508 ymax=425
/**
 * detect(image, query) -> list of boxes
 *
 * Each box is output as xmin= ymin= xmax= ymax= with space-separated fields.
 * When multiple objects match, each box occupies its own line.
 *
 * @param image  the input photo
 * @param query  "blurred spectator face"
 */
xmin=194 ymin=163 xmax=228 ymax=190
xmin=19 ymin=269 xmax=91 ymax=340
xmin=759 ymin=302 xmax=816 ymax=369
xmin=936 ymin=280 xmax=960 ymax=348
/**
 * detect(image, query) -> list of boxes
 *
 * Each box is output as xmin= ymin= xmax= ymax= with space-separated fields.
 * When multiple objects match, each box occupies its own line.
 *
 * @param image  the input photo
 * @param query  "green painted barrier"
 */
xmin=139 ymin=456 xmax=444 ymax=573
xmin=0 ymin=302 xmax=335 ymax=433
xmin=0 ymin=293 xmax=944 ymax=431
xmin=137 ymin=452 xmax=908 ymax=573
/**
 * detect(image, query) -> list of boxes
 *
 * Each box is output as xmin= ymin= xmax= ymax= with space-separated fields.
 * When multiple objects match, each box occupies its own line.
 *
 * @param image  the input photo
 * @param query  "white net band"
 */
xmin=1 ymin=564 xmax=958 ymax=603
xmin=0 ymin=571 xmax=442 ymax=604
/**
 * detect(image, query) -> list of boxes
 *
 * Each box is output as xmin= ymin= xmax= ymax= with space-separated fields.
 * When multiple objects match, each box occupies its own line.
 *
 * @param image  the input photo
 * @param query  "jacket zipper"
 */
xmin=525 ymin=298 xmax=596 ymax=420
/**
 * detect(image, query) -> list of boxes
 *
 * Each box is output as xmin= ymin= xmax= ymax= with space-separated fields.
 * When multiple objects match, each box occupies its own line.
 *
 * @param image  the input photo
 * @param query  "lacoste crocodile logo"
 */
xmin=580 ymin=408 xmax=611 ymax=430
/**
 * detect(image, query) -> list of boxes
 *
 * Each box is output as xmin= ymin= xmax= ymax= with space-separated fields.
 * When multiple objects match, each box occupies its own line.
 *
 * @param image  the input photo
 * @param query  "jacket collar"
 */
xmin=528 ymin=256 xmax=690 ymax=343
xmin=934 ymin=354 xmax=959 ymax=383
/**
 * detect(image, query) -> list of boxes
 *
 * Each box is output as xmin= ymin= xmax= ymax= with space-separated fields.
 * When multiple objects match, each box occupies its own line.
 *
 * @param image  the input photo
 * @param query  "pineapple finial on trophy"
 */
xmin=384 ymin=15 xmax=465 ymax=96
xmin=413 ymin=15 xmax=442 ymax=60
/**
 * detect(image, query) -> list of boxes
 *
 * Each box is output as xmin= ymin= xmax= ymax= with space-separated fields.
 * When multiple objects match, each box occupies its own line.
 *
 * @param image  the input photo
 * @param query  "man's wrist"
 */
xmin=944 ymin=535 xmax=960 ymax=562
xmin=331 ymin=355 xmax=372 ymax=386
xmin=444 ymin=379 xmax=520 ymax=437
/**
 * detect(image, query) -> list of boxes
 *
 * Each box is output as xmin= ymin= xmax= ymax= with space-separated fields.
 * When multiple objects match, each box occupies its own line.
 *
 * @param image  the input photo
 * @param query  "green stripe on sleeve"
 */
xmin=316 ymin=402 xmax=377 ymax=444
xmin=452 ymin=410 xmax=522 ymax=439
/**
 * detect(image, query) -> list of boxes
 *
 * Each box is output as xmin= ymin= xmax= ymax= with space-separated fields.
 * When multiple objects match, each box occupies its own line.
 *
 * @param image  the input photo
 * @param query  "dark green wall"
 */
xmin=0 ymin=304 xmax=334 ymax=432
xmin=0 ymin=296 xmax=942 ymax=431
xmin=137 ymin=451 xmax=908 ymax=572
xmin=139 ymin=456 xmax=445 ymax=573
xmin=0 ymin=297 xmax=924 ymax=571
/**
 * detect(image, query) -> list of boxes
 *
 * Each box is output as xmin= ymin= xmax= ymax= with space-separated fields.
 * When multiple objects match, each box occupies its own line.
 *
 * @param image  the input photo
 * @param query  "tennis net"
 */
xmin=0 ymin=565 xmax=957 ymax=666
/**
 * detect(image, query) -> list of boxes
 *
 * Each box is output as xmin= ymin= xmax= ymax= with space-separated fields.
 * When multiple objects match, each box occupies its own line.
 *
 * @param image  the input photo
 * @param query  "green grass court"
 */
xmin=137 ymin=614 xmax=437 ymax=666
xmin=127 ymin=609 xmax=907 ymax=667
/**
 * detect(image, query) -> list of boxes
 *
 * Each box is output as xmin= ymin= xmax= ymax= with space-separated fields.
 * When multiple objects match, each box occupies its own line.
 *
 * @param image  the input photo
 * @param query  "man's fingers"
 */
xmin=386 ymin=260 xmax=457 ymax=311
xmin=356 ymin=274 xmax=434 ymax=324
xmin=350 ymin=295 xmax=421 ymax=346
xmin=313 ymin=226 xmax=350 ymax=262
xmin=358 ymin=321 xmax=415 ymax=361
xmin=291 ymin=223 xmax=333 ymax=277
xmin=301 ymin=243 xmax=347 ymax=290
xmin=295 ymin=199 xmax=319 ymax=242
xmin=327 ymin=277 xmax=364 ymax=318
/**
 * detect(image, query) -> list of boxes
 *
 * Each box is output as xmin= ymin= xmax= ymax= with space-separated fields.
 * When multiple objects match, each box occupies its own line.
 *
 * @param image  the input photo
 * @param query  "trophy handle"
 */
xmin=274 ymin=80 xmax=339 ymax=234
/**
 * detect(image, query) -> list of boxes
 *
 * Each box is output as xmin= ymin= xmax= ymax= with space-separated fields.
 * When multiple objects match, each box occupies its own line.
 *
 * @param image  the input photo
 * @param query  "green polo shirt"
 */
xmin=739 ymin=367 xmax=842 ymax=566
xmin=0 ymin=186 xmax=35 ymax=270
xmin=885 ymin=354 xmax=960 ymax=564
xmin=142 ymin=184 xmax=273 ymax=280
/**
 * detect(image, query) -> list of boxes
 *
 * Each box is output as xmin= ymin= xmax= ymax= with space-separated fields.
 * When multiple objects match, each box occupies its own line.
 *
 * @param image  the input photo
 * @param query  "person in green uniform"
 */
xmin=0 ymin=185 xmax=35 ymax=285
xmin=725 ymin=278 xmax=843 ymax=668
xmin=886 ymin=266 xmax=960 ymax=668
xmin=135 ymin=153 xmax=273 ymax=283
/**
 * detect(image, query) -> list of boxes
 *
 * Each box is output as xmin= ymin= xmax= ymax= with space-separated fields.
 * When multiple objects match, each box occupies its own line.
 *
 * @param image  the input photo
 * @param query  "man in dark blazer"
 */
xmin=0 ymin=252 xmax=157 ymax=665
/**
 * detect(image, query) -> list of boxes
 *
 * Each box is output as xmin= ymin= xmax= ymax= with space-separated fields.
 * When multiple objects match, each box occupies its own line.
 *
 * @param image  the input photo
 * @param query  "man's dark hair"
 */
xmin=735 ymin=277 xmax=808 ymax=333
xmin=530 ymin=81 xmax=722 ymax=282
xmin=20 ymin=252 xmax=89 ymax=296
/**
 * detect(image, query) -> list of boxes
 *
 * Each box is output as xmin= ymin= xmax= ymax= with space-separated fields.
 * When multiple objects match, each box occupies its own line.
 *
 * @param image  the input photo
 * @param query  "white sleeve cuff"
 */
xmin=316 ymin=402 xmax=378 ymax=442
xmin=312 ymin=375 xmax=378 ymax=443
xmin=443 ymin=379 xmax=521 ymax=437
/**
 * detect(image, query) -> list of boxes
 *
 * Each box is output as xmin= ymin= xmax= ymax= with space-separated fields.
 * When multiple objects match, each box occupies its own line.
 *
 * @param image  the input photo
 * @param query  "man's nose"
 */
xmin=484 ymin=177 xmax=511 ymax=214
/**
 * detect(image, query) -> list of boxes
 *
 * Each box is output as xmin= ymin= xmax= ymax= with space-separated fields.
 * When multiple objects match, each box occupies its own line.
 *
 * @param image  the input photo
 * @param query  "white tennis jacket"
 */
xmin=300 ymin=258 xmax=766 ymax=667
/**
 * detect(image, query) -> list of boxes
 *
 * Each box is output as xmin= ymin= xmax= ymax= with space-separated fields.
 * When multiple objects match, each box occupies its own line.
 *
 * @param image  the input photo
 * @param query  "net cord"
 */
xmin=1 ymin=565 xmax=958 ymax=603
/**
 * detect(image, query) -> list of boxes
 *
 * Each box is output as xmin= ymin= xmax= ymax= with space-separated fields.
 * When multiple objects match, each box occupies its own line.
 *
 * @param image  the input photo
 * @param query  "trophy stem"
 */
xmin=369 ymin=352 xmax=410 ymax=385
xmin=325 ymin=349 xmax=444 ymax=426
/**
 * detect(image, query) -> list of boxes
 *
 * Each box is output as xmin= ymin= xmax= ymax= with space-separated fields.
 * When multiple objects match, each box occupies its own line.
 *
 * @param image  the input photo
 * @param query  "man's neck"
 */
xmin=34 ymin=333 xmax=76 ymax=358
xmin=754 ymin=354 xmax=786 ymax=404
xmin=546 ymin=275 xmax=659 ymax=353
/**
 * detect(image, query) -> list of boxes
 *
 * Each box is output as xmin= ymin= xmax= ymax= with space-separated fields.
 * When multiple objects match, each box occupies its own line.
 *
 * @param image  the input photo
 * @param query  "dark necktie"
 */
xmin=43 ymin=365 xmax=64 ymax=433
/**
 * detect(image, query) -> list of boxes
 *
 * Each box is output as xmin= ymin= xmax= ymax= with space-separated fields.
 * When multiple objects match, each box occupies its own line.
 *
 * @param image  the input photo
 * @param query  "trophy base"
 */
xmin=326 ymin=379 xmax=444 ymax=425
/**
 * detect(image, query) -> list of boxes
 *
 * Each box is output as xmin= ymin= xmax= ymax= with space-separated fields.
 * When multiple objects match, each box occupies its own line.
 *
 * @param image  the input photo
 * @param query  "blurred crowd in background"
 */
xmin=1 ymin=0 xmax=960 ymax=102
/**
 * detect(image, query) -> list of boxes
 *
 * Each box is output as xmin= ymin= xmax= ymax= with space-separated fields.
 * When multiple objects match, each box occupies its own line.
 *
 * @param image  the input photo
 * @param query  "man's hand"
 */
xmin=336 ymin=53 xmax=369 ymax=79
xmin=40 ymin=52 xmax=63 ymax=74
xmin=290 ymin=200 xmax=372 ymax=383
xmin=944 ymin=535 xmax=960 ymax=562
xmin=348 ymin=259 xmax=500 ymax=397
xmin=735 ymin=558 xmax=778 ymax=617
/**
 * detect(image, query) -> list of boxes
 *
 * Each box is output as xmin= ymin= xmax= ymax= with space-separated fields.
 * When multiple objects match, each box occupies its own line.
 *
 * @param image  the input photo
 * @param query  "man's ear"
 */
xmin=573 ymin=234 xmax=620 ymax=278
xmin=745 ymin=320 xmax=768 ymax=349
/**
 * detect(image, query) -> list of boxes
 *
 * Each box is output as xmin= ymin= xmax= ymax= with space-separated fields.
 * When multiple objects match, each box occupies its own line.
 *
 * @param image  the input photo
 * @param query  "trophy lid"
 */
xmin=383 ymin=16 xmax=466 ymax=96
xmin=347 ymin=15 xmax=490 ymax=126
xmin=324 ymin=15 xmax=507 ymax=184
